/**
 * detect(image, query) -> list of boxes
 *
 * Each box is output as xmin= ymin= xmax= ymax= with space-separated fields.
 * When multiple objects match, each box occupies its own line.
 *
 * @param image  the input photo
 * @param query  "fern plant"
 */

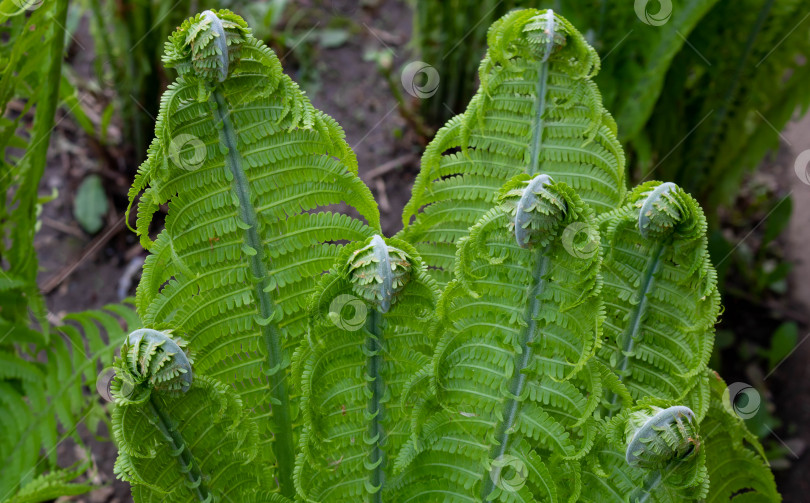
xmin=126 ymin=9 xmax=380 ymax=497
xmin=108 ymin=8 xmax=781 ymax=503
xmin=400 ymin=9 xmax=626 ymax=287
xmin=293 ymin=235 xmax=438 ymax=501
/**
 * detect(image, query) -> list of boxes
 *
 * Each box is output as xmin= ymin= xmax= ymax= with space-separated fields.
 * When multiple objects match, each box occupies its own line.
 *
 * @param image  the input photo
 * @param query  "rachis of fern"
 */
xmin=127 ymin=10 xmax=380 ymax=497
xmin=391 ymin=174 xmax=607 ymax=501
xmin=294 ymin=235 xmax=438 ymax=502
xmin=400 ymin=9 xmax=626 ymax=287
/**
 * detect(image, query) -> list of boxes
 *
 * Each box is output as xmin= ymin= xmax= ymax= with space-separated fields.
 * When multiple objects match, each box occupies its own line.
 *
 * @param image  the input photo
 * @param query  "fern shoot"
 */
xmin=294 ymin=235 xmax=438 ymax=502
xmin=127 ymin=9 xmax=380 ymax=496
xmin=400 ymin=9 xmax=626 ymax=286
xmin=595 ymin=181 xmax=720 ymax=413
xmin=391 ymin=175 xmax=606 ymax=501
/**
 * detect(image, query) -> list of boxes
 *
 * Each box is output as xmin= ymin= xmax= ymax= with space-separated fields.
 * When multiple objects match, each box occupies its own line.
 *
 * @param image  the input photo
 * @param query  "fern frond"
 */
xmin=582 ymin=400 xmax=708 ymax=502
xmin=127 ymin=10 xmax=380 ymax=496
xmin=391 ymin=175 xmax=604 ymax=501
xmin=1 ymin=465 xmax=93 ymax=503
xmin=701 ymin=371 xmax=780 ymax=502
xmin=596 ymin=182 xmax=720 ymax=413
xmin=0 ymin=303 xmax=138 ymax=500
xmin=294 ymin=236 xmax=438 ymax=502
xmin=111 ymin=329 xmax=274 ymax=502
xmin=400 ymin=9 xmax=626 ymax=286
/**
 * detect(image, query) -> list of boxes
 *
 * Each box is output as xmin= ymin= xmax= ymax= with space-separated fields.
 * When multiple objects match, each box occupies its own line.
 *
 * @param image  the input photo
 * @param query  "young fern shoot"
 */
xmin=127 ymin=10 xmax=380 ymax=496
xmin=400 ymin=9 xmax=626 ymax=286
xmin=294 ymin=236 xmax=438 ymax=502
xmin=391 ymin=175 xmax=608 ymax=501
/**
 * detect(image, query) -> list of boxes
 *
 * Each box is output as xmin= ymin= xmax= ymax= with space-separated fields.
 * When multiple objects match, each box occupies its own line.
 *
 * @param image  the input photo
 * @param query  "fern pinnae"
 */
xmin=596 ymin=182 xmax=720 ymax=413
xmin=392 ymin=175 xmax=604 ymax=502
xmin=401 ymin=9 xmax=625 ymax=286
xmin=127 ymin=10 xmax=382 ymax=497
xmin=294 ymin=236 xmax=437 ymax=502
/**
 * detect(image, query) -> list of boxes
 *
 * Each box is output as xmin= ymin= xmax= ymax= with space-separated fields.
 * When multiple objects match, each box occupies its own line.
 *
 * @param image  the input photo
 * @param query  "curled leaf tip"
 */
xmin=348 ymin=235 xmax=413 ymax=313
xmin=524 ymin=10 xmax=567 ymax=61
xmin=110 ymin=328 xmax=193 ymax=404
xmin=637 ymin=182 xmax=683 ymax=239
xmin=624 ymin=404 xmax=700 ymax=469
xmin=163 ymin=9 xmax=250 ymax=83
xmin=506 ymin=174 xmax=567 ymax=249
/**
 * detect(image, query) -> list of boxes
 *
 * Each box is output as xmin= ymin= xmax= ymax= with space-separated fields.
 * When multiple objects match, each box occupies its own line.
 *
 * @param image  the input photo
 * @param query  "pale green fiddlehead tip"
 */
xmin=110 ymin=328 xmax=193 ymax=405
xmin=348 ymin=235 xmax=413 ymax=313
xmin=502 ymin=174 xmax=567 ymax=248
xmin=523 ymin=9 xmax=567 ymax=61
xmin=163 ymin=9 xmax=250 ymax=83
xmin=623 ymin=405 xmax=700 ymax=470
xmin=636 ymin=182 xmax=685 ymax=239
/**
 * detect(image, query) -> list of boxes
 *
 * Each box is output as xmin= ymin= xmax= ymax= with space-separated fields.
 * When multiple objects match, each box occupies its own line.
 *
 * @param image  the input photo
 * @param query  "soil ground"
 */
xmin=32 ymin=2 xmax=810 ymax=501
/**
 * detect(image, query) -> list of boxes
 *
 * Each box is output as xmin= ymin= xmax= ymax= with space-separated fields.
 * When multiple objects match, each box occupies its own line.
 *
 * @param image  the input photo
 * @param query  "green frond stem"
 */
xmin=527 ymin=10 xmax=558 ymax=177
xmin=144 ymin=395 xmax=210 ymax=502
xmin=480 ymin=249 xmax=549 ymax=500
xmin=606 ymin=242 xmax=664 ymax=413
xmin=365 ymin=308 xmax=384 ymax=503
xmin=211 ymin=89 xmax=294 ymax=495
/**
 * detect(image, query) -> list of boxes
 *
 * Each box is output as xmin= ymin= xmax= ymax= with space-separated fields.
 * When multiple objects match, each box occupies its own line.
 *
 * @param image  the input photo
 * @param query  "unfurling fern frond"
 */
xmin=294 ymin=236 xmax=438 ymax=502
xmin=582 ymin=401 xmax=708 ymax=503
xmin=0 ymin=303 xmax=139 ymax=500
xmin=390 ymin=175 xmax=606 ymax=502
xmin=596 ymin=182 xmax=720 ymax=413
xmin=701 ymin=371 xmax=780 ymax=502
xmin=111 ymin=329 xmax=290 ymax=503
xmin=128 ymin=9 xmax=380 ymax=496
xmin=400 ymin=9 xmax=626 ymax=286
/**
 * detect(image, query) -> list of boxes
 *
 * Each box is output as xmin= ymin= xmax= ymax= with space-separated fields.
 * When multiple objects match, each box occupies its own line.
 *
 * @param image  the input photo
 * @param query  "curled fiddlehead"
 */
xmin=111 ymin=329 xmax=192 ymax=405
xmin=620 ymin=405 xmax=700 ymax=470
xmin=110 ymin=329 xmax=284 ymax=503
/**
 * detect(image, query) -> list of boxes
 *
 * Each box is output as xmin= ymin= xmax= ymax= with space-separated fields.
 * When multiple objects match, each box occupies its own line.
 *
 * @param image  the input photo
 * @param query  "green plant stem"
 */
xmin=607 ymin=242 xmax=664 ymax=412
xmin=146 ymin=395 xmax=209 ymax=501
xmin=365 ymin=308 xmax=384 ymax=503
xmin=211 ymin=89 xmax=295 ymax=498
xmin=528 ymin=59 xmax=551 ymax=176
xmin=481 ymin=249 xmax=549 ymax=500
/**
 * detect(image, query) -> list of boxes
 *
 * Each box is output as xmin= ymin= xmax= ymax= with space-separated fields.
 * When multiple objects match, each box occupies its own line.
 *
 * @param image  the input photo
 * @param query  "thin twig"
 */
xmin=366 ymin=153 xmax=417 ymax=180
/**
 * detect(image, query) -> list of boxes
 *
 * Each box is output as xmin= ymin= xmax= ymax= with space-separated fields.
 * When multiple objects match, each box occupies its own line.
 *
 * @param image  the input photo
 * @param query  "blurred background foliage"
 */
xmin=2 ymin=0 xmax=810 ymax=500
